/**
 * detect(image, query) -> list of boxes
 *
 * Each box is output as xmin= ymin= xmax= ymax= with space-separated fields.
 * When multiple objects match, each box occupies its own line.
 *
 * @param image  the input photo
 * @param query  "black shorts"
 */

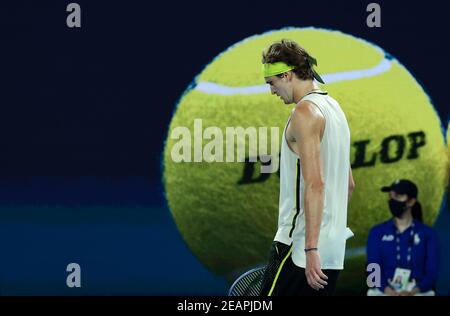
xmin=260 ymin=241 xmax=340 ymax=296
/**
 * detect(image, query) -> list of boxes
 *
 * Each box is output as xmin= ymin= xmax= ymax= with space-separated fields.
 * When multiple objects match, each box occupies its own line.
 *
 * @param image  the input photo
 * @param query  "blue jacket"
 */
xmin=367 ymin=219 xmax=440 ymax=292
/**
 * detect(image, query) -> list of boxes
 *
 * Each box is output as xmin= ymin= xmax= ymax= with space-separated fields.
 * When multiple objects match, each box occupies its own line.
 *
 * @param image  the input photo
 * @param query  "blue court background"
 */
xmin=0 ymin=0 xmax=449 ymax=295
xmin=0 ymin=178 xmax=229 ymax=295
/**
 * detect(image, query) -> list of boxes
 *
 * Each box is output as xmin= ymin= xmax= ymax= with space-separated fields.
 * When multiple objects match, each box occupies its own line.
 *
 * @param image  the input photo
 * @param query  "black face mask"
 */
xmin=389 ymin=199 xmax=408 ymax=218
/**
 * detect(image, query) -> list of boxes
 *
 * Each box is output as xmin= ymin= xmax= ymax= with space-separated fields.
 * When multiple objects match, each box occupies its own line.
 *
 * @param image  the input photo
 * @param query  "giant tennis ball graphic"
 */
xmin=448 ymin=122 xmax=450 ymax=192
xmin=163 ymin=28 xmax=448 ymax=277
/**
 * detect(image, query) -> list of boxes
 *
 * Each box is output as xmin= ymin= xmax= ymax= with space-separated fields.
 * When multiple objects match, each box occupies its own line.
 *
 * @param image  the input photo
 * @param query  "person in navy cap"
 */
xmin=366 ymin=179 xmax=440 ymax=296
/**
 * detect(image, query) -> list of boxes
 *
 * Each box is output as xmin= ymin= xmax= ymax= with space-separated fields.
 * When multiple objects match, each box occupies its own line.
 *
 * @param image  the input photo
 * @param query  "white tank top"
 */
xmin=274 ymin=90 xmax=354 ymax=270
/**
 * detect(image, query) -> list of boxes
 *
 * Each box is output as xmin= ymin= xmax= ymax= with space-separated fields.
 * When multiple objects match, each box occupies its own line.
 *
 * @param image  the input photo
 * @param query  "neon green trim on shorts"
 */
xmin=268 ymin=247 xmax=293 ymax=296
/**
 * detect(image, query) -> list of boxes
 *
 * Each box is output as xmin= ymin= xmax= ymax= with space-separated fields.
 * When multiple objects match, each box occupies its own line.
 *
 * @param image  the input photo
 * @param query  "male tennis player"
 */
xmin=260 ymin=39 xmax=355 ymax=296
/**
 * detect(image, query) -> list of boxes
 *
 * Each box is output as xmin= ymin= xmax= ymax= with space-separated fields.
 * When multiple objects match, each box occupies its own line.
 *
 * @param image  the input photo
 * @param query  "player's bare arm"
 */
xmin=289 ymin=100 xmax=328 ymax=290
xmin=348 ymin=165 xmax=355 ymax=201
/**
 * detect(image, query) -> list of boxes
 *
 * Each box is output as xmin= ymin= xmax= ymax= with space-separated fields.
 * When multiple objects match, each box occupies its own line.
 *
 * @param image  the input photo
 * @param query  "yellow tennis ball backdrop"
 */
xmin=448 ymin=122 xmax=450 ymax=191
xmin=163 ymin=28 xmax=448 ymax=279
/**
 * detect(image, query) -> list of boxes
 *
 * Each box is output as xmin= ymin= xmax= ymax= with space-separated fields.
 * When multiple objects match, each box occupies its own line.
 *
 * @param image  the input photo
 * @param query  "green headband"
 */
xmin=262 ymin=62 xmax=295 ymax=77
xmin=262 ymin=56 xmax=325 ymax=84
xmin=306 ymin=55 xmax=325 ymax=84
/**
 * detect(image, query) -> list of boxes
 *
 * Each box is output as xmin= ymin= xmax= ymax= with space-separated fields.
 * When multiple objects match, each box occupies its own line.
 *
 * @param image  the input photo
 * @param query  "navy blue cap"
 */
xmin=381 ymin=179 xmax=418 ymax=198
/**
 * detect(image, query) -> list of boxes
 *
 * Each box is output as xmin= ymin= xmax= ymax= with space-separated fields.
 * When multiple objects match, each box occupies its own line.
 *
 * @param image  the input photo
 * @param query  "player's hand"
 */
xmin=305 ymin=250 xmax=328 ymax=290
